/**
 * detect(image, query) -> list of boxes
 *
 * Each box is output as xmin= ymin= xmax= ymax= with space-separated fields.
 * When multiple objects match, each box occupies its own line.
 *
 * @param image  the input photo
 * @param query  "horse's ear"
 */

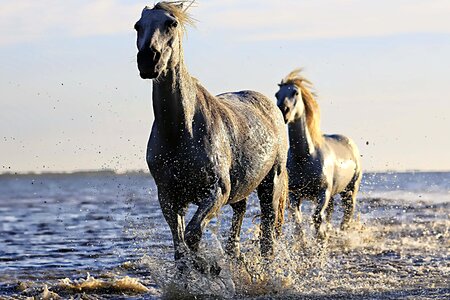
xmin=175 ymin=3 xmax=184 ymax=9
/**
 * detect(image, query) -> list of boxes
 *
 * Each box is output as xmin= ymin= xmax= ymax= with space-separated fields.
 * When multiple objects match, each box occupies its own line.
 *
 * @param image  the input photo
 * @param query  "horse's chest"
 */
xmin=287 ymin=158 xmax=327 ymax=196
xmin=147 ymin=145 xmax=214 ymax=193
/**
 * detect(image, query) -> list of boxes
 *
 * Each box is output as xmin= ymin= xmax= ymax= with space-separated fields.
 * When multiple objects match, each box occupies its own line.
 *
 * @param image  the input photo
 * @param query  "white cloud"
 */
xmin=1 ymin=0 xmax=449 ymax=46
xmin=0 ymin=0 xmax=142 ymax=46
xmin=197 ymin=0 xmax=450 ymax=41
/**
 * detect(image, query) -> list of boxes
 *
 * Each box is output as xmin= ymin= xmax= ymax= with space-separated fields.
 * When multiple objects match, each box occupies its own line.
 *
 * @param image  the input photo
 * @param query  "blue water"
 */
xmin=0 ymin=171 xmax=449 ymax=298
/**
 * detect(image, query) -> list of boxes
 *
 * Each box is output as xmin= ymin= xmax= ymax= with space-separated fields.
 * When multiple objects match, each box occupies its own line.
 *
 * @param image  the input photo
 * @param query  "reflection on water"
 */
xmin=0 ymin=172 xmax=449 ymax=299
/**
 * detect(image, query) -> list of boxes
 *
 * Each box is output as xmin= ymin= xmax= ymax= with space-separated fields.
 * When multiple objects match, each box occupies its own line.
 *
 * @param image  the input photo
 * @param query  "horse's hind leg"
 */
xmin=225 ymin=199 xmax=247 ymax=257
xmin=340 ymin=191 xmax=356 ymax=230
xmin=257 ymin=164 xmax=286 ymax=256
xmin=340 ymin=174 xmax=361 ymax=230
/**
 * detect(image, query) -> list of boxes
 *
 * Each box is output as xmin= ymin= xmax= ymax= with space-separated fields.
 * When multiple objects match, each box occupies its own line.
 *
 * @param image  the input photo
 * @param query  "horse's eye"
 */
xmin=165 ymin=19 xmax=178 ymax=29
xmin=294 ymin=91 xmax=299 ymax=96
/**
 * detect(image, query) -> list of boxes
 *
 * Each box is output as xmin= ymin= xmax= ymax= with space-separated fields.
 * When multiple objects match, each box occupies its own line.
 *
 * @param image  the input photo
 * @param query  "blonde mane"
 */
xmin=281 ymin=69 xmax=323 ymax=146
xmin=152 ymin=1 xmax=196 ymax=32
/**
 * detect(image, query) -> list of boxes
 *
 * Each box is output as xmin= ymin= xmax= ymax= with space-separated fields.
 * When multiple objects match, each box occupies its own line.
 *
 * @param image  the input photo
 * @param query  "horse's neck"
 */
xmin=152 ymin=48 xmax=197 ymax=139
xmin=288 ymin=114 xmax=316 ymax=159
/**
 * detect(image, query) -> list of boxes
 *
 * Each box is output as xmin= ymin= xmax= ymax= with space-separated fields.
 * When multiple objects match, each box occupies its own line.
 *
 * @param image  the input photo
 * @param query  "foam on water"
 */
xmin=9 ymin=274 xmax=155 ymax=299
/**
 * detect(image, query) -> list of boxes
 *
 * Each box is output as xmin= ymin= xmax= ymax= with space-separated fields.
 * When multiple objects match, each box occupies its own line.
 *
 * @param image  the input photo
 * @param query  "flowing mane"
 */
xmin=151 ymin=1 xmax=196 ymax=32
xmin=281 ymin=69 xmax=323 ymax=146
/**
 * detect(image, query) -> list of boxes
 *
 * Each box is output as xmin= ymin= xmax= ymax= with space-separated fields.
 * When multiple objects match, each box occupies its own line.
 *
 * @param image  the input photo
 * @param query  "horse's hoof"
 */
xmin=192 ymin=255 xmax=209 ymax=273
xmin=209 ymin=260 xmax=222 ymax=276
xmin=176 ymin=259 xmax=190 ymax=274
xmin=177 ymin=255 xmax=221 ymax=276
xmin=237 ymin=253 xmax=247 ymax=264
xmin=225 ymin=246 xmax=241 ymax=259
xmin=194 ymin=256 xmax=221 ymax=276
xmin=340 ymin=221 xmax=352 ymax=231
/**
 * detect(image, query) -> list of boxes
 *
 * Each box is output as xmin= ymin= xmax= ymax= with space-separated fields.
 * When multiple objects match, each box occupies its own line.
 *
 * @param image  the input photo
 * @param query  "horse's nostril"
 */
xmin=154 ymin=51 xmax=161 ymax=61
xmin=149 ymin=46 xmax=161 ymax=60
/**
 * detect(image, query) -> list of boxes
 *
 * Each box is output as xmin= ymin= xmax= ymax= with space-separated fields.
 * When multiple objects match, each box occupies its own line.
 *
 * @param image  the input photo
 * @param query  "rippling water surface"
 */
xmin=0 ymin=171 xmax=449 ymax=299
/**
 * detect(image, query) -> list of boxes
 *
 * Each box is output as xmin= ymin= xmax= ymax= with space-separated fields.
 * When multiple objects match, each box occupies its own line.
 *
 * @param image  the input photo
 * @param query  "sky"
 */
xmin=0 ymin=0 xmax=449 ymax=173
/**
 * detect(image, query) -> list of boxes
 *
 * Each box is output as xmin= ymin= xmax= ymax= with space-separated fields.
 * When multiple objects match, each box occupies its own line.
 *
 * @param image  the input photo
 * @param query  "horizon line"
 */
xmin=1 ymin=168 xmax=449 ymax=178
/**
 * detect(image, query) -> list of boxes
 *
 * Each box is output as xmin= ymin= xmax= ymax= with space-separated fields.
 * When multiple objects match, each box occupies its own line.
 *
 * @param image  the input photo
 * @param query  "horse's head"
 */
xmin=135 ymin=2 xmax=187 ymax=79
xmin=276 ymin=83 xmax=304 ymax=124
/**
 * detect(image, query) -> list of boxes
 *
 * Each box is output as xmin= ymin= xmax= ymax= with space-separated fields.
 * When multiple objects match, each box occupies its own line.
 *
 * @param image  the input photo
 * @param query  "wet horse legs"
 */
xmin=158 ymin=190 xmax=189 ymax=261
xmin=184 ymin=187 xmax=225 ymax=252
xmin=257 ymin=165 xmax=284 ymax=256
xmin=289 ymin=191 xmax=303 ymax=225
xmin=326 ymin=197 xmax=334 ymax=223
xmin=340 ymin=190 xmax=356 ymax=230
xmin=225 ymin=199 xmax=247 ymax=257
xmin=159 ymin=186 xmax=224 ymax=274
xmin=313 ymin=188 xmax=331 ymax=240
xmin=340 ymin=175 xmax=361 ymax=230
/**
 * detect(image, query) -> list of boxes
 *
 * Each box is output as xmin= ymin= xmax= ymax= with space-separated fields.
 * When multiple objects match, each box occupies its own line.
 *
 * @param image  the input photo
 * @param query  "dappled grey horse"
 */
xmin=134 ymin=2 xmax=288 ymax=272
xmin=275 ymin=69 xmax=361 ymax=239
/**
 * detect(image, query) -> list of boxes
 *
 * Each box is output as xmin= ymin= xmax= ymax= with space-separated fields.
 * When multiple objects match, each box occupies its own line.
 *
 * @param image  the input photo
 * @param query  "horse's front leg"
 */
xmin=289 ymin=191 xmax=303 ymax=225
xmin=184 ymin=185 xmax=226 ymax=274
xmin=313 ymin=188 xmax=331 ymax=240
xmin=325 ymin=196 xmax=335 ymax=223
xmin=158 ymin=189 xmax=189 ymax=262
xmin=225 ymin=199 xmax=247 ymax=257
xmin=185 ymin=187 xmax=225 ymax=252
xmin=288 ymin=191 xmax=306 ymax=243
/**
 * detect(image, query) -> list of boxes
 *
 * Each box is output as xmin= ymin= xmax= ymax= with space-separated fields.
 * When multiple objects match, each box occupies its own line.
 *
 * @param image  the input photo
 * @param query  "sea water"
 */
xmin=0 ymin=171 xmax=448 ymax=299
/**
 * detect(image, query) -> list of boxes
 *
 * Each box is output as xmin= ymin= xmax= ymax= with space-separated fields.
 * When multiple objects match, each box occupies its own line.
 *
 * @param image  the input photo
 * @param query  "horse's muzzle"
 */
xmin=278 ymin=105 xmax=290 ymax=124
xmin=137 ymin=48 xmax=161 ymax=79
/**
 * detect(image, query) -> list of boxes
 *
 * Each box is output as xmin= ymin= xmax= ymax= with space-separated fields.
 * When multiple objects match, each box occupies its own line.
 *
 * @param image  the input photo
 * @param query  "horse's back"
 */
xmin=217 ymin=90 xmax=283 ymax=124
xmin=324 ymin=134 xmax=361 ymax=193
xmin=213 ymin=90 xmax=288 ymax=201
xmin=324 ymin=134 xmax=359 ymax=162
xmin=215 ymin=90 xmax=286 ymax=148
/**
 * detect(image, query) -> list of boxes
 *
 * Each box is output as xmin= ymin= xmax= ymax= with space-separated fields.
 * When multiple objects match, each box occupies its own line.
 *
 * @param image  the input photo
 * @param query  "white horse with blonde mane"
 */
xmin=276 ymin=69 xmax=362 ymax=239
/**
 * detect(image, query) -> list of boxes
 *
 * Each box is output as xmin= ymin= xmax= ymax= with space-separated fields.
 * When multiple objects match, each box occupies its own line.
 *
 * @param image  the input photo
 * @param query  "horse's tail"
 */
xmin=275 ymin=167 xmax=288 ymax=237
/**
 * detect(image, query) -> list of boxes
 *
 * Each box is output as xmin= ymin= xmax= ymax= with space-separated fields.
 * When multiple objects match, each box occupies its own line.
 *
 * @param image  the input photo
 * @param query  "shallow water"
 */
xmin=0 ymin=171 xmax=449 ymax=299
